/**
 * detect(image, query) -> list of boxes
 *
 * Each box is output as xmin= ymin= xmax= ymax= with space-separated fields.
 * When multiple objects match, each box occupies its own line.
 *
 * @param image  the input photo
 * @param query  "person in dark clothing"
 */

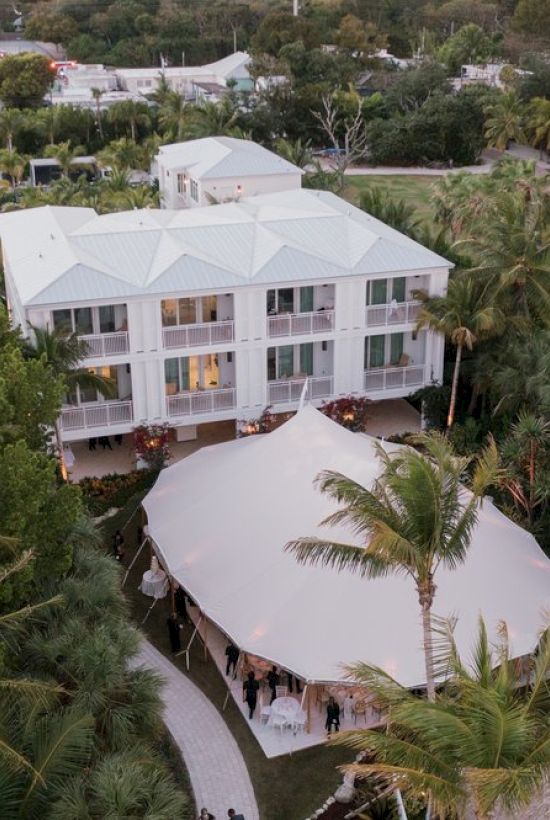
xmin=174 ymin=584 xmax=189 ymax=623
xmin=227 ymin=811 xmax=244 ymax=820
xmin=225 ymin=642 xmax=239 ymax=677
xmin=112 ymin=530 xmax=125 ymax=561
xmin=167 ymin=612 xmax=181 ymax=653
xmin=88 ymin=437 xmax=97 ymax=451
xmin=267 ymin=665 xmax=279 ymax=704
xmin=325 ymin=696 xmax=340 ymax=735
xmin=287 ymin=672 xmax=302 ymax=694
xmin=99 ymin=436 xmax=112 ymax=450
xmin=136 ymin=526 xmax=143 ymax=547
xmin=114 ymin=434 xmax=123 ymax=445
xmin=243 ymin=671 xmax=259 ymax=719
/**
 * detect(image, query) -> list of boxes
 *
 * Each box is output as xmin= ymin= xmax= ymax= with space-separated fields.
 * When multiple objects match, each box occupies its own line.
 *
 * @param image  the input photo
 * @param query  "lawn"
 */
xmin=343 ymin=174 xmax=438 ymax=227
xmin=102 ymin=494 xmax=353 ymax=820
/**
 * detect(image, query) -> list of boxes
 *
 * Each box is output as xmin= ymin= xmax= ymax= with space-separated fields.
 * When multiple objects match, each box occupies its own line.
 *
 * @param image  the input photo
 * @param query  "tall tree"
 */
xmin=106 ymin=100 xmax=151 ymax=143
xmin=484 ymin=91 xmax=526 ymax=150
xmin=44 ymin=142 xmax=85 ymax=179
xmin=0 ymin=149 xmax=26 ymax=191
xmin=415 ymin=276 xmax=504 ymax=428
xmin=90 ymin=87 xmax=105 ymax=143
xmin=285 ymin=433 xmax=496 ymax=701
xmin=158 ymin=91 xmax=188 ymax=141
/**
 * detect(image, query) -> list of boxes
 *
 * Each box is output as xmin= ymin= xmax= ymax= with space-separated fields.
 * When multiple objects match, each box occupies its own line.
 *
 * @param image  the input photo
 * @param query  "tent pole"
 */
xmin=203 ymin=617 xmax=208 ymax=661
xmin=176 ymin=613 xmax=203 ymax=669
xmin=122 ymin=536 xmax=148 ymax=587
xmin=141 ymin=595 xmax=159 ymax=624
xmin=306 ymin=683 xmax=312 ymax=733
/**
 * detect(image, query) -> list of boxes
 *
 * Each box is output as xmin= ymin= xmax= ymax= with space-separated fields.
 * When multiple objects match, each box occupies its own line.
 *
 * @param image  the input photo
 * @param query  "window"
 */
xmin=190 ymin=178 xmax=199 ymax=202
xmin=267 ymin=346 xmax=295 ymax=380
xmin=392 ymin=277 xmax=406 ymax=303
xmin=299 ymin=286 xmax=314 ymax=313
xmin=178 ymin=298 xmax=197 ymax=325
xmin=52 ymin=309 xmax=72 ymax=332
xmin=202 ymin=295 xmax=217 ymax=322
xmin=367 ymin=280 xmax=388 ymax=306
xmin=367 ymin=335 xmax=385 ymax=368
xmin=99 ymin=305 xmax=115 ymax=333
xmin=165 ymin=357 xmax=190 ymax=394
xmin=161 ymin=300 xmax=178 ymax=327
xmin=73 ymin=307 xmax=93 ymax=335
xmin=267 ymin=288 xmax=294 ymax=314
xmin=390 ymin=333 xmax=404 ymax=365
xmin=177 ymin=173 xmax=186 ymax=194
xmin=299 ymin=343 xmax=313 ymax=375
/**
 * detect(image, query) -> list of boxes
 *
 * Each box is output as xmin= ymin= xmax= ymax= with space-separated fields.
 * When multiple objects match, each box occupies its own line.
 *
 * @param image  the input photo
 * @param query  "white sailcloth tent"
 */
xmin=142 ymin=407 xmax=550 ymax=687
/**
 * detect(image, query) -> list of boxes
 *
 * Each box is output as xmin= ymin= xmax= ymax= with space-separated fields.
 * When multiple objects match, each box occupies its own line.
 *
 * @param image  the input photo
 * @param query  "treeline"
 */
xmin=10 ymin=0 xmax=550 ymax=68
xmin=0 ymin=309 xmax=191 ymax=815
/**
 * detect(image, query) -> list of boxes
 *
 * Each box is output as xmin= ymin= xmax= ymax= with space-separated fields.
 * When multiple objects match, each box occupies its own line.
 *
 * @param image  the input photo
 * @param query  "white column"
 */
xmin=333 ymin=337 xmax=364 ymax=395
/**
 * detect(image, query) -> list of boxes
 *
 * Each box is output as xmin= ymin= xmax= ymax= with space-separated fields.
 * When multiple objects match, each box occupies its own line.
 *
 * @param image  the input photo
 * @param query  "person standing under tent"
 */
xmin=174 ymin=584 xmax=189 ymax=624
xmin=267 ymin=665 xmax=279 ymax=704
xmin=167 ymin=612 xmax=181 ymax=653
xmin=225 ymin=642 xmax=239 ymax=677
xmin=243 ymin=670 xmax=259 ymax=719
xmin=112 ymin=530 xmax=125 ymax=561
xmin=325 ymin=696 xmax=340 ymax=735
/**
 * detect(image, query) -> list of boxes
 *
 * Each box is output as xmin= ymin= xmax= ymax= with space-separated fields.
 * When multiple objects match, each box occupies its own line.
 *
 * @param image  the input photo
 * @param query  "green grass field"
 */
xmin=344 ymin=174 xmax=438 ymax=227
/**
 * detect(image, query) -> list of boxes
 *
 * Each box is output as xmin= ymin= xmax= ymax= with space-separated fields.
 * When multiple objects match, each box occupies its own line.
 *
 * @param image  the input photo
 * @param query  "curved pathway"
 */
xmin=135 ymin=639 xmax=259 ymax=820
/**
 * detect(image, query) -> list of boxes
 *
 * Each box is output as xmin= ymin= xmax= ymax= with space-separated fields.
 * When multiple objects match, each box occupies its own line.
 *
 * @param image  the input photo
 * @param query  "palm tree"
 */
xmin=25 ymin=326 xmax=114 ymax=479
xmin=285 ymin=433 xmax=497 ymax=701
xmin=463 ymin=191 xmax=550 ymax=324
xmin=185 ymin=99 xmax=239 ymax=139
xmin=500 ymin=410 xmax=550 ymax=527
xmin=526 ymin=97 xmax=550 ymax=159
xmin=0 ymin=149 xmax=26 ymax=191
xmin=106 ymin=100 xmax=151 ymax=143
xmin=0 ymin=108 xmax=25 ymax=151
xmin=275 ymin=137 xmax=314 ymax=169
xmin=158 ymin=91 xmax=188 ymax=141
xmin=484 ymin=91 xmax=526 ymax=151
xmin=97 ymin=138 xmax=146 ymax=172
xmin=90 ymin=87 xmax=105 ymax=143
xmin=485 ymin=330 xmax=550 ymax=418
xmin=44 ymin=142 xmax=85 ymax=179
xmin=415 ymin=276 xmax=504 ymax=429
xmin=34 ymin=107 xmax=61 ymax=147
xmin=337 ymin=618 xmax=550 ymax=820
xmin=359 ymin=188 xmax=420 ymax=235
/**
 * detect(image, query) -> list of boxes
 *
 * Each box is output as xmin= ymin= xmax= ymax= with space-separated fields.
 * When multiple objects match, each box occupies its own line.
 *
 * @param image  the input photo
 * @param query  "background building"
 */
xmin=156 ymin=137 xmax=303 ymax=209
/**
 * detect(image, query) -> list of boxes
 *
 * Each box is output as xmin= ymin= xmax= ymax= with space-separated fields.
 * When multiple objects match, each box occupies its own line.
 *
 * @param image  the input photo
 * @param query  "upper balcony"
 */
xmin=365 ymin=275 xmax=428 ymax=330
xmin=267 ymin=310 xmax=334 ymax=338
xmin=60 ymin=363 xmax=133 ymax=435
xmin=161 ymin=294 xmax=234 ymax=350
xmin=164 ymin=350 xmax=236 ymax=419
xmin=267 ymin=284 xmax=335 ymax=339
xmin=52 ymin=304 xmax=129 ymax=359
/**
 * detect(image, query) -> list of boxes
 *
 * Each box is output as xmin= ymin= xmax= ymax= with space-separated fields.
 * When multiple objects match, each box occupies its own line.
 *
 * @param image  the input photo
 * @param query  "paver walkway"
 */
xmin=134 ymin=639 xmax=259 ymax=820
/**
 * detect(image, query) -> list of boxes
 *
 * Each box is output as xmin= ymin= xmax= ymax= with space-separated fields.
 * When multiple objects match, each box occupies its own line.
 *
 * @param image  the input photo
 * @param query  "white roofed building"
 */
xmin=117 ymin=51 xmax=252 ymax=98
xmin=0 ymin=189 xmax=450 ymax=443
xmin=156 ymin=137 xmax=303 ymax=208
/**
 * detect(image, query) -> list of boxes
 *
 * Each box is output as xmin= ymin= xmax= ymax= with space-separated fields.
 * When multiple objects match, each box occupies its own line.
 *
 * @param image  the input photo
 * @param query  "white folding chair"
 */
xmin=260 ymin=704 xmax=271 ymax=725
xmin=292 ymin=709 xmax=307 ymax=733
xmin=275 ymin=685 xmax=288 ymax=698
xmin=271 ymin=713 xmax=287 ymax=735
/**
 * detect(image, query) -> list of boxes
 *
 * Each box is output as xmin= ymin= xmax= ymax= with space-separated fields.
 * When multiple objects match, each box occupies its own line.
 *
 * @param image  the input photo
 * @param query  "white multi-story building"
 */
xmin=0 ymin=190 xmax=450 ymax=443
xmin=156 ymin=137 xmax=303 ymax=209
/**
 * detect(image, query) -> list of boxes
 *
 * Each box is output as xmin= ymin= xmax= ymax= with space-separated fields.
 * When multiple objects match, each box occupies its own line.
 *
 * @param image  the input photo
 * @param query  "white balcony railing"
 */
xmin=166 ymin=387 xmax=236 ymax=418
xmin=365 ymin=301 xmax=420 ymax=328
xmin=268 ymin=375 xmax=334 ymax=405
xmin=267 ymin=310 xmax=335 ymax=338
xmin=364 ymin=365 xmax=426 ymax=392
xmin=162 ymin=321 xmax=234 ymax=350
xmin=60 ymin=400 xmax=133 ymax=432
xmin=80 ymin=331 xmax=129 ymax=358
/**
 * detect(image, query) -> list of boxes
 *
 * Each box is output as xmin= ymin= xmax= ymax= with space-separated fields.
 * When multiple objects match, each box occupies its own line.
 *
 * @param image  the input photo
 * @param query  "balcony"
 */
xmin=60 ymin=400 xmax=133 ymax=432
xmin=267 ymin=310 xmax=335 ymax=338
xmin=80 ymin=331 xmax=130 ymax=358
xmin=162 ymin=321 xmax=234 ymax=350
xmin=267 ymin=375 xmax=334 ymax=405
xmin=364 ymin=365 xmax=426 ymax=393
xmin=365 ymin=301 xmax=420 ymax=328
xmin=166 ymin=387 xmax=236 ymax=418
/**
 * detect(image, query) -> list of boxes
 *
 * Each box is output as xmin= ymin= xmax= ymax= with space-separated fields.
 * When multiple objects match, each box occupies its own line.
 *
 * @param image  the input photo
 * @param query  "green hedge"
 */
xmin=80 ymin=470 xmax=158 ymax=516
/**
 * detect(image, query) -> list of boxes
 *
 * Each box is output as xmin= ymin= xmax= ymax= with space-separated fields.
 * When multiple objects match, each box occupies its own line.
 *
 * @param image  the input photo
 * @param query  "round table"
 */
xmin=140 ymin=569 xmax=169 ymax=599
xmin=269 ymin=696 xmax=299 ymax=724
